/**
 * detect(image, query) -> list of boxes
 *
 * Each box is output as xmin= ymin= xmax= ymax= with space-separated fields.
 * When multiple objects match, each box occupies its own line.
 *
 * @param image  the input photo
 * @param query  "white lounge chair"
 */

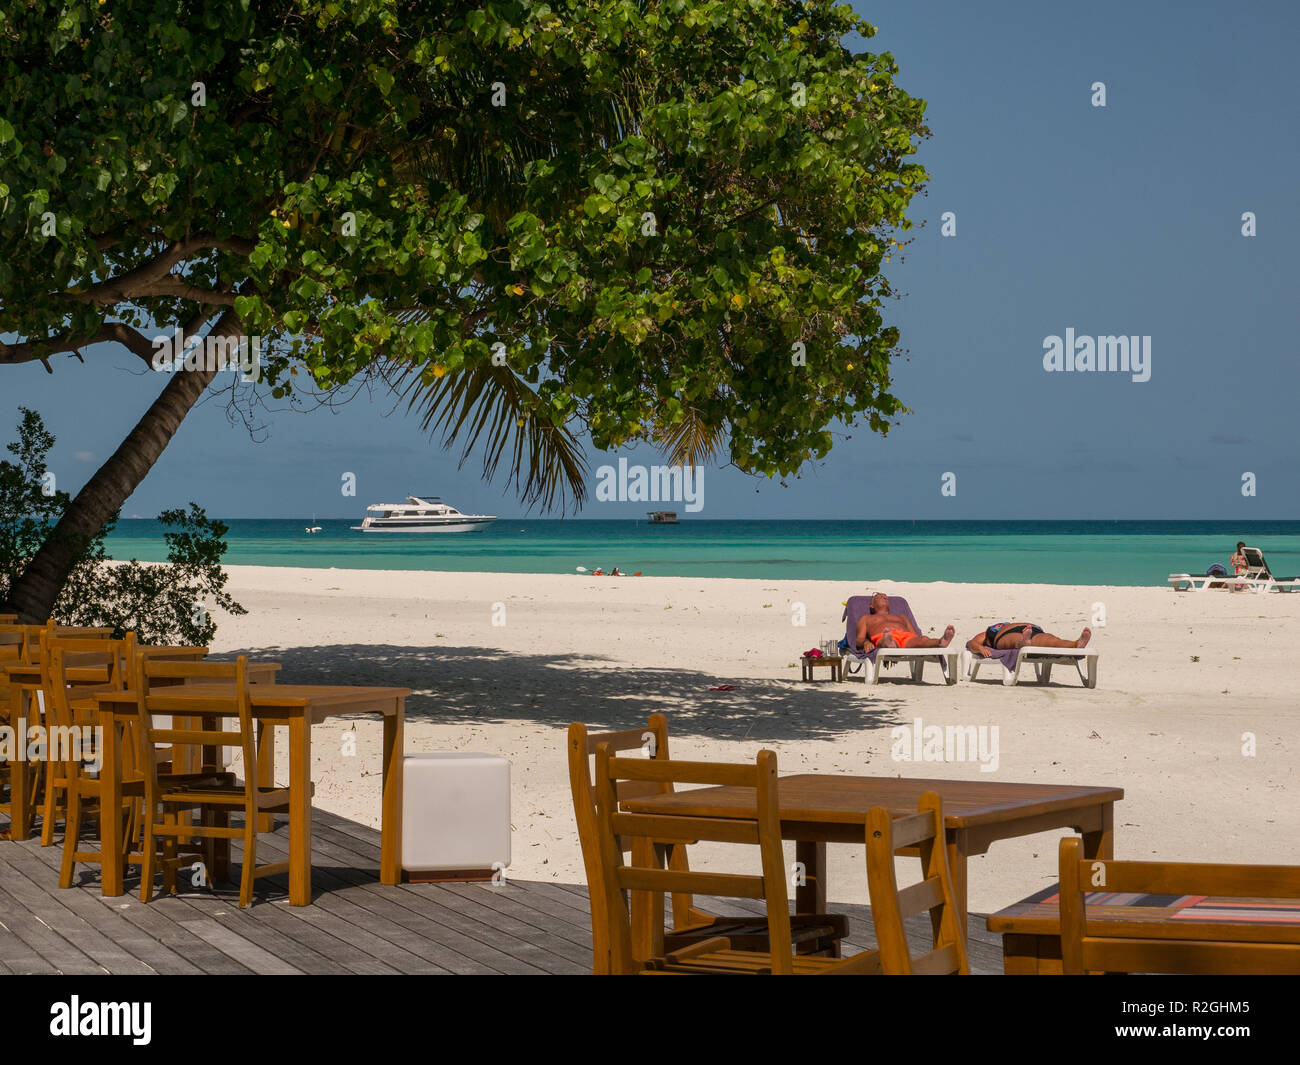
xmin=1240 ymin=548 xmax=1300 ymax=592
xmin=1169 ymin=551 xmax=1300 ymax=593
xmin=1167 ymin=572 xmax=1269 ymax=592
xmin=840 ymin=595 xmax=958 ymax=686
xmin=961 ymin=645 xmax=1099 ymax=688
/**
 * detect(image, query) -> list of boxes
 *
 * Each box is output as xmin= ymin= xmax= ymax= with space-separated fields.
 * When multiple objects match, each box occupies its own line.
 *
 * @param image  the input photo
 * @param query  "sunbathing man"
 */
xmin=857 ymin=592 xmax=956 ymax=651
xmin=966 ymin=622 xmax=1091 ymax=658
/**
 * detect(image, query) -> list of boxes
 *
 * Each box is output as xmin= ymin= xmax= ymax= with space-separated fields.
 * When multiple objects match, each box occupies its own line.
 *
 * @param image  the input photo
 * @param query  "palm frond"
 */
xmin=651 ymin=406 xmax=725 ymax=468
xmin=394 ymin=362 xmax=588 ymax=513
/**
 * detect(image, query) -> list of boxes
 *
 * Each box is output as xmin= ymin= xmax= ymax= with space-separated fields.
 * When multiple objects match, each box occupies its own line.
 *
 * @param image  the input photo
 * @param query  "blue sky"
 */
xmin=6 ymin=0 xmax=1298 ymax=519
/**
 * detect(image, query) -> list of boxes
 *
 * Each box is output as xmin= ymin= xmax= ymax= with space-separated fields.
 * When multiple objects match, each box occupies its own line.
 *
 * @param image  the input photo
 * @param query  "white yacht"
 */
xmin=354 ymin=496 xmax=497 ymax=533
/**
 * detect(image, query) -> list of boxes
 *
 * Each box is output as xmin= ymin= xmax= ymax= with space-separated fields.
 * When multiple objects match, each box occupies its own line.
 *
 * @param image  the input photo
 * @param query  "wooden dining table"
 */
xmin=988 ymin=888 xmax=1300 ymax=974
xmin=93 ymin=683 xmax=407 ymax=906
xmin=622 ymin=774 xmax=1123 ymax=925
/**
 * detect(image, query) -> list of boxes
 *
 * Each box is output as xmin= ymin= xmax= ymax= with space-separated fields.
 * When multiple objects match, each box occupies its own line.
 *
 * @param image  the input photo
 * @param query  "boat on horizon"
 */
xmin=353 ymin=496 xmax=497 ymax=533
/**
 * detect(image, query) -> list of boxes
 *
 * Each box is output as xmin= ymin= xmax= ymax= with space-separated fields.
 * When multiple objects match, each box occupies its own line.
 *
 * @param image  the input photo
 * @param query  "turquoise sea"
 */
xmin=103 ymin=519 xmax=1300 ymax=587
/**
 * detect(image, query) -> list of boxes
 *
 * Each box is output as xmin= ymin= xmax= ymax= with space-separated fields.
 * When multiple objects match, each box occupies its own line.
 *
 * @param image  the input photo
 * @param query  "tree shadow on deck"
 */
xmin=220 ymin=643 xmax=911 ymax=743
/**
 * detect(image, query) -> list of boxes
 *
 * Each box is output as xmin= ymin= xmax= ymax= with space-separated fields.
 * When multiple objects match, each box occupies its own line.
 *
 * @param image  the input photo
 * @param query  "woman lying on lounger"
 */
xmin=966 ymin=622 xmax=1091 ymax=658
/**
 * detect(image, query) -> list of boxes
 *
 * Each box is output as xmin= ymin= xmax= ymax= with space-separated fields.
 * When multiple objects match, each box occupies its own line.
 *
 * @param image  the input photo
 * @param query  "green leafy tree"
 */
xmin=0 ymin=408 xmax=244 ymax=642
xmin=0 ymin=0 xmax=928 ymax=621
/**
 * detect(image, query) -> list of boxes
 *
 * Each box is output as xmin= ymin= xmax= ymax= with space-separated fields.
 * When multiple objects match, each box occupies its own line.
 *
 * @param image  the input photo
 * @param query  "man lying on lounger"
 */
xmin=857 ymin=592 xmax=956 ymax=650
xmin=966 ymin=622 xmax=1091 ymax=657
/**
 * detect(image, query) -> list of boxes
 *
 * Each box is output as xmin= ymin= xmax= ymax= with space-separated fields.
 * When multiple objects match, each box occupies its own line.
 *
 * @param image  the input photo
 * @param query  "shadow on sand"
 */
xmin=220 ymin=643 xmax=911 ymax=743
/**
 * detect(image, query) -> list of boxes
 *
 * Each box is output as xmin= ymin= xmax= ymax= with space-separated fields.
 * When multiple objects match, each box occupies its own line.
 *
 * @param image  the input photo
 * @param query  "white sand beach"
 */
xmin=211 ymin=566 xmax=1300 ymax=916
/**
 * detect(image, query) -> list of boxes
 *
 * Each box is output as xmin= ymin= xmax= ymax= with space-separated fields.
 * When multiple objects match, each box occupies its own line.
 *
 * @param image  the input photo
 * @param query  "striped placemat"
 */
xmin=1025 ymin=885 xmax=1300 ymax=924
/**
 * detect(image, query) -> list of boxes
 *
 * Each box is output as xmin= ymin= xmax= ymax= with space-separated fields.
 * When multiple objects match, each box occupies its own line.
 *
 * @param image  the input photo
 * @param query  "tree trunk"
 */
xmin=2 ymin=313 xmax=239 ymax=622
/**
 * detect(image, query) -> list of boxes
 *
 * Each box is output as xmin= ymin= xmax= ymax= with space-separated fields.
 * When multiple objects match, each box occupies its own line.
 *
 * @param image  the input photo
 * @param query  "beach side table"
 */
xmin=800 ymin=655 xmax=842 ymax=682
xmin=402 ymin=753 xmax=511 ymax=883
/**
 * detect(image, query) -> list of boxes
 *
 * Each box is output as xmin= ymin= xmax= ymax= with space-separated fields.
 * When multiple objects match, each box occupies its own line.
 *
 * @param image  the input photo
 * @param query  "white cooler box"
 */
xmin=402 ymin=752 xmax=511 ymax=882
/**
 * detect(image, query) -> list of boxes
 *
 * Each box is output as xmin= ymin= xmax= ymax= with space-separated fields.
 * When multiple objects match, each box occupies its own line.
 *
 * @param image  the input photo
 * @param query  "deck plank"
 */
xmin=1 ymin=805 xmax=1001 ymax=975
xmin=279 ymin=825 xmax=564 ymax=973
xmin=18 ymin=827 xmax=252 ymax=975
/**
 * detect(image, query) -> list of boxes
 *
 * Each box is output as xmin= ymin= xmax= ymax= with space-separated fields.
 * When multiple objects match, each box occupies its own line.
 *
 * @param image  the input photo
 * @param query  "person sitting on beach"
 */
xmin=857 ymin=592 xmax=956 ymax=651
xmin=966 ymin=622 xmax=1091 ymax=658
xmin=1230 ymin=542 xmax=1248 ymax=576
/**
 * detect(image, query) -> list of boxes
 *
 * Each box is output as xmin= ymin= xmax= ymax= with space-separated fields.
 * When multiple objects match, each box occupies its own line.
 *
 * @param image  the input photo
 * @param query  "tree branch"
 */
xmin=65 ymin=237 xmax=254 ymax=306
xmin=0 ymin=306 xmax=217 ymax=370
xmin=0 ymin=322 xmax=160 ymax=368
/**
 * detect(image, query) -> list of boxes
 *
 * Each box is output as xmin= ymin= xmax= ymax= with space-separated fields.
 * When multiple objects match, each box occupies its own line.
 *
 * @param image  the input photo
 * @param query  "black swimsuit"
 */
xmin=986 ymin=622 xmax=1044 ymax=649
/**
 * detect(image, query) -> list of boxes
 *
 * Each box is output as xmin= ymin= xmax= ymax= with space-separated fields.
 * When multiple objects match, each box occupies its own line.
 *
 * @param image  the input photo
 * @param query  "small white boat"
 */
xmin=353 ymin=496 xmax=497 ymax=533
xmin=305 ymin=525 xmax=322 ymax=534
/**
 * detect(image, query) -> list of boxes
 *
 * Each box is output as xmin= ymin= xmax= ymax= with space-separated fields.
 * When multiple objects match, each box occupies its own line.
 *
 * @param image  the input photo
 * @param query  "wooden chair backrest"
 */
xmin=1058 ymin=837 xmax=1300 ymax=974
xmin=864 ymin=792 xmax=969 ymax=975
xmin=133 ymin=656 xmax=255 ymax=804
xmin=3 ymin=623 xmax=113 ymax=687
xmin=0 ymin=623 xmax=38 ymax=665
xmin=593 ymin=746 xmax=792 ymax=974
xmin=44 ymin=641 xmax=133 ymax=781
xmin=0 ymin=613 xmax=16 ymax=624
xmin=568 ymin=715 xmax=673 ymax=973
xmin=40 ymin=626 xmax=130 ymax=675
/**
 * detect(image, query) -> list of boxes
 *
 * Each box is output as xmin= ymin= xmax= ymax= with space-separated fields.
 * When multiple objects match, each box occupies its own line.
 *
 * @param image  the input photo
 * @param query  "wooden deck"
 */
xmin=0 ymin=808 xmax=1004 ymax=974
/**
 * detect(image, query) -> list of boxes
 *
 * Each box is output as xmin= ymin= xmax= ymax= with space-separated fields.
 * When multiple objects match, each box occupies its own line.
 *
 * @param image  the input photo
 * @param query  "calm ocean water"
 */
xmin=103 ymin=519 xmax=1300 ymax=587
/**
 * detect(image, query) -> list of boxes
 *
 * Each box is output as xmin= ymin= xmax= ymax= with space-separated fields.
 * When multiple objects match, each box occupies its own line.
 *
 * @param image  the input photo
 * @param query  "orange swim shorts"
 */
xmin=869 ymin=629 xmax=916 ymax=649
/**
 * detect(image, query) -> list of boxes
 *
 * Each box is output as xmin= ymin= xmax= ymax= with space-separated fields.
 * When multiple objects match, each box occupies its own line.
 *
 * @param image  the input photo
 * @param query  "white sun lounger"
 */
xmin=1240 ymin=548 xmax=1300 ymax=592
xmin=1168 ymin=572 xmax=1300 ymax=593
xmin=961 ymin=646 xmax=1100 ymax=688
xmin=849 ymin=647 xmax=961 ymax=685
xmin=840 ymin=595 xmax=958 ymax=686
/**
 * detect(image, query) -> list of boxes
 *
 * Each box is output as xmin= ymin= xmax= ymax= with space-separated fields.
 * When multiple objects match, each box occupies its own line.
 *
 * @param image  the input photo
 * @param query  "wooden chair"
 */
xmin=1058 ymin=837 xmax=1300 ymax=974
xmin=38 ymin=633 xmax=128 ymax=847
xmin=568 ymin=716 xmax=847 ymax=973
xmin=1 ymin=629 xmax=26 ymax=830
xmin=133 ymin=656 xmax=289 ymax=907
xmin=1 ymin=623 xmax=58 ymax=831
xmin=864 ymin=791 xmax=969 ymax=974
xmin=43 ymin=637 xmax=229 ymax=884
xmin=592 ymin=746 xmax=879 ymax=974
xmin=2 ymin=622 xmax=113 ymax=822
xmin=43 ymin=643 xmax=145 ymax=884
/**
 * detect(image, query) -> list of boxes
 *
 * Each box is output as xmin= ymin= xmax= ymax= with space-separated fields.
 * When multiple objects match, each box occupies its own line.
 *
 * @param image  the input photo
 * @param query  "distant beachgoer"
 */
xmin=966 ymin=622 xmax=1091 ymax=658
xmin=856 ymin=592 xmax=955 ymax=651
xmin=1230 ymin=542 xmax=1248 ymax=575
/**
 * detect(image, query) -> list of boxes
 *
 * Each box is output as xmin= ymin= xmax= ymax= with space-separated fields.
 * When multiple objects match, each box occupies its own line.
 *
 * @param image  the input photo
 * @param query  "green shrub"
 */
xmin=0 ymin=408 xmax=245 ymax=643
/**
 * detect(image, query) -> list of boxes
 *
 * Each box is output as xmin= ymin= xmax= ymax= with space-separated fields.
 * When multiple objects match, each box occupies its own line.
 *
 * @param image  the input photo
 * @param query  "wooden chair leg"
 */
xmin=59 ymin=784 xmax=82 ymax=889
xmin=200 ymin=808 xmax=215 ymax=881
xmin=162 ymin=816 xmax=178 ymax=896
xmin=122 ymin=801 xmax=136 ymax=876
xmin=140 ymin=809 xmax=156 ymax=904
xmin=239 ymin=813 xmax=257 ymax=908
xmin=40 ymin=776 xmax=59 ymax=847
xmin=214 ymin=809 xmax=231 ymax=883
